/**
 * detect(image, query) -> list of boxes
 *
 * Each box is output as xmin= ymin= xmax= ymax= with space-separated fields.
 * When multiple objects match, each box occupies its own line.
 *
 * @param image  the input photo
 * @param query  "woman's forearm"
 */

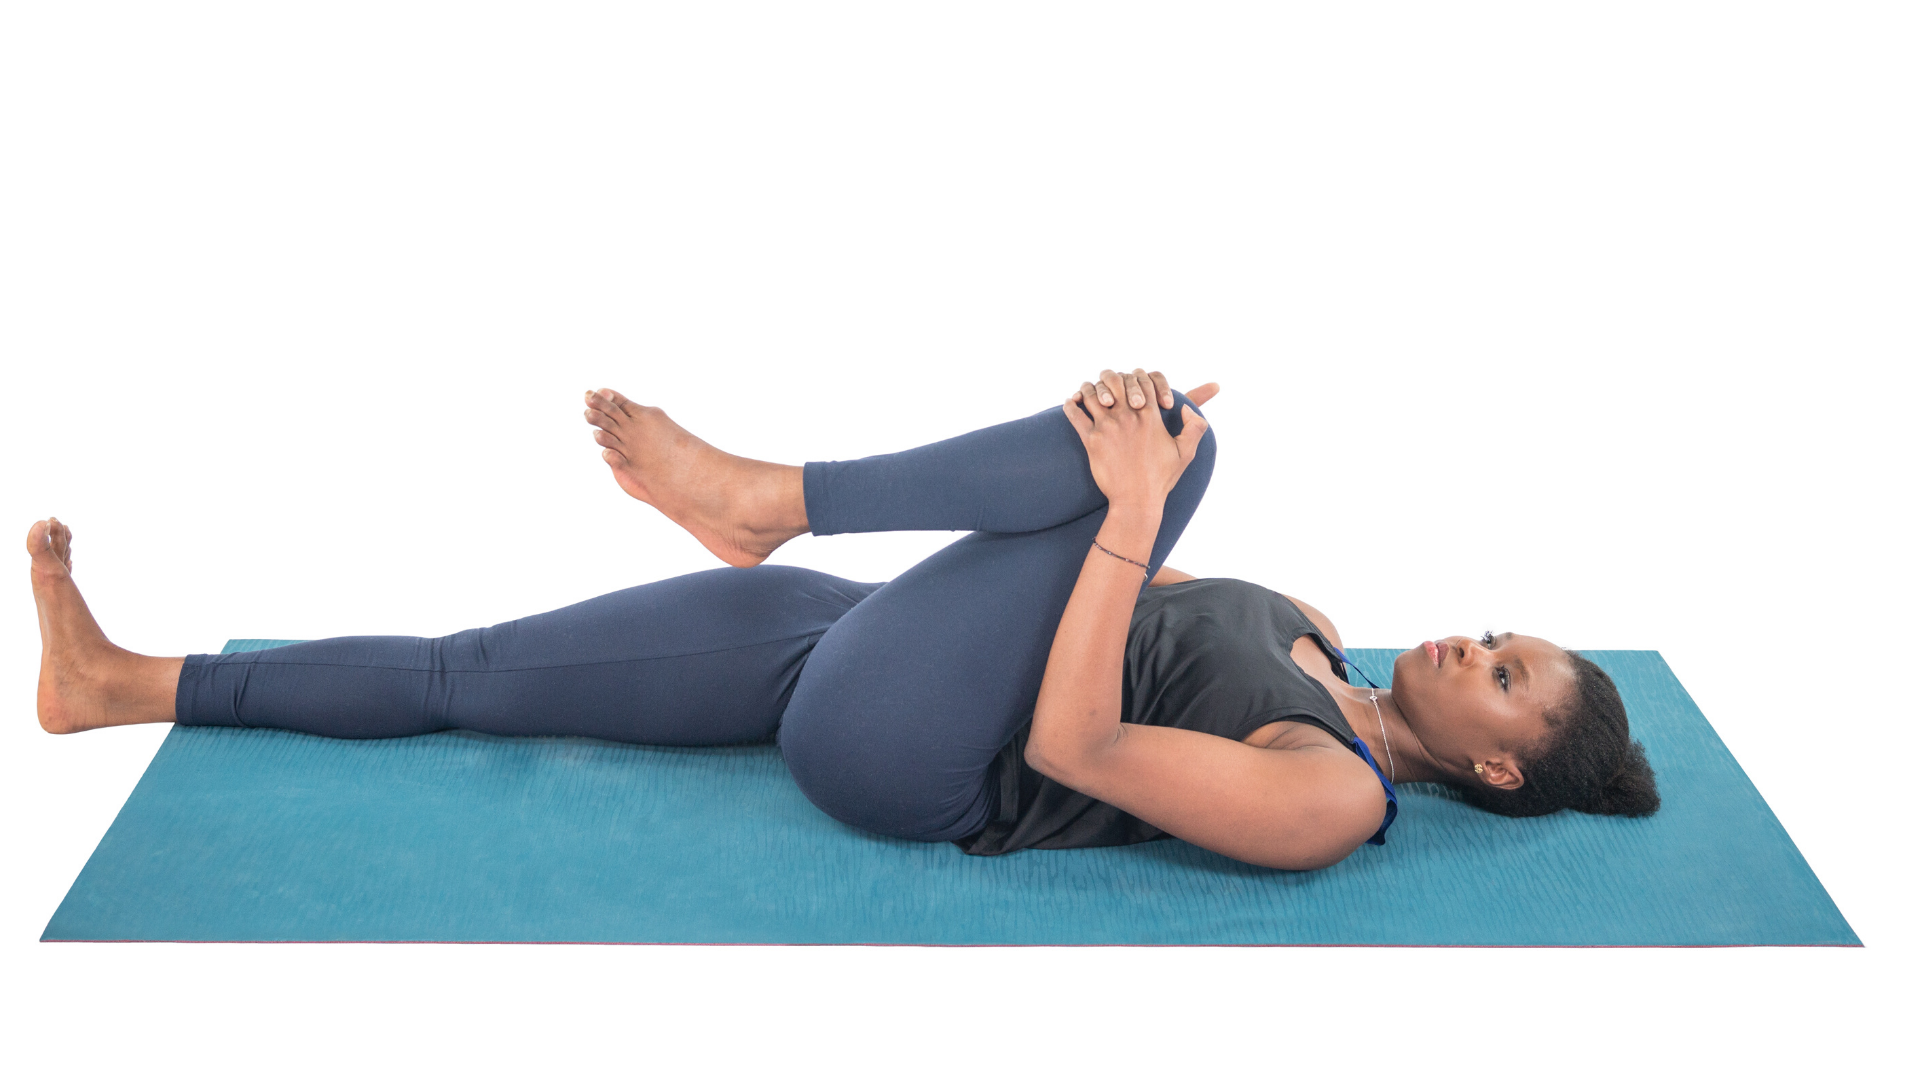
xmin=1025 ymin=502 xmax=1163 ymax=773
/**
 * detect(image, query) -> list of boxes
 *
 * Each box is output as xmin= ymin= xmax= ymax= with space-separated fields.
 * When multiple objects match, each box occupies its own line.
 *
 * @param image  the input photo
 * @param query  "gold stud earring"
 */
xmin=1474 ymin=763 xmax=1485 ymax=775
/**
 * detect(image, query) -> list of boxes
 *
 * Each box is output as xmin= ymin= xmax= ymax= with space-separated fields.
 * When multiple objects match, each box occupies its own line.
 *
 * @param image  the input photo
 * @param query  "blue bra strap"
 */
xmin=1329 ymin=644 xmax=1382 ymax=690
xmin=1328 ymin=646 xmax=1398 ymax=845
xmin=1347 ymin=731 xmax=1400 ymax=846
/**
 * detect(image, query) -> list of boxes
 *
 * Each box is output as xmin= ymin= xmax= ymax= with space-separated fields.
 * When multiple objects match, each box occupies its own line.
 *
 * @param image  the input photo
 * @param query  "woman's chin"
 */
xmin=1389 ymin=646 xmax=1420 ymax=690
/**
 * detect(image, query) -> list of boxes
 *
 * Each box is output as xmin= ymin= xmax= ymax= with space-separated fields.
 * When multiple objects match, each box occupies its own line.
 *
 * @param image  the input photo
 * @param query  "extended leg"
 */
xmin=174 ymin=566 xmax=877 ymax=742
xmin=780 ymin=393 xmax=1216 ymax=842
xmin=31 ymin=511 xmax=878 ymax=746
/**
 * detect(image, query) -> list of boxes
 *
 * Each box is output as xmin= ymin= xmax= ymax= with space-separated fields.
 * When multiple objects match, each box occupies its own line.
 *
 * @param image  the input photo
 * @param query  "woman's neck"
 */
xmin=1330 ymin=683 xmax=1451 ymax=785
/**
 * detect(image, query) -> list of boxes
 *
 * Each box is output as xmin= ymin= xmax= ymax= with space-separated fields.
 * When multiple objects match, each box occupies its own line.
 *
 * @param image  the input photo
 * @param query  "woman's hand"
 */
xmin=1075 ymin=370 xmax=1219 ymax=411
xmin=1063 ymin=369 xmax=1210 ymax=512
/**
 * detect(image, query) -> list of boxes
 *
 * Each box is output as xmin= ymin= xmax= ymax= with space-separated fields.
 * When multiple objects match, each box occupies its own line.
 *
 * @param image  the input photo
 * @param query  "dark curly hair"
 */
xmin=1454 ymin=652 xmax=1660 ymax=818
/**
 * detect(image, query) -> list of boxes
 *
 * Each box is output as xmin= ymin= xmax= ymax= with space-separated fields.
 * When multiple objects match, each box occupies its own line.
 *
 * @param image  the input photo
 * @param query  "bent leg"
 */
xmin=804 ymin=404 xmax=1114 ymax=536
xmin=584 ymin=383 xmax=1186 ymax=564
xmin=176 ymin=566 xmax=878 ymax=743
xmin=781 ymin=394 xmax=1215 ymax=841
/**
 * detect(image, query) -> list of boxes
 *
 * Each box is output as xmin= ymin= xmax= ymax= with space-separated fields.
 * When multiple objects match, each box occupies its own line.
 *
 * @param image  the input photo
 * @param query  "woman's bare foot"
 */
xmin=28 ymin=518 xmax=183 ymax=733
xmin=583 ymin=389 xmax=809 ymax=567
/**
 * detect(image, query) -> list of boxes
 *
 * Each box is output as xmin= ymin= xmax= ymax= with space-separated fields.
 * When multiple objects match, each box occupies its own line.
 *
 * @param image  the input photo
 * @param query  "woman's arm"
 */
xmin=1025 ymin=501 xmax=1167 ymax=764
xmin=1025 ymin=370 xmax=1382 ymax=870
xmin=1024 ymin=369 xmax=1204 ymax=767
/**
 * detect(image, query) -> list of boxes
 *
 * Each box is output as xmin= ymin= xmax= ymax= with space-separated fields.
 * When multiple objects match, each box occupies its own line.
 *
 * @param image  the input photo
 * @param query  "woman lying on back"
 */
xmin=29 ymin=369 xmax=1657 ymax=869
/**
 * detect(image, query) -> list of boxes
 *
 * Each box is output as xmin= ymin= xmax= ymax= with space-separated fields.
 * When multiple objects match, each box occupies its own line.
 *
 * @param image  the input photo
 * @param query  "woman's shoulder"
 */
xmin=1278 ymin=593 xmax=1344 ymax=653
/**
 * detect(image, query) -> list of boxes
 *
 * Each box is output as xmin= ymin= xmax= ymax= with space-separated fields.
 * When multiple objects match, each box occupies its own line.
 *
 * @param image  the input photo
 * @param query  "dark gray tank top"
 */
xmin=956 ymin=577 xmax=1395 ymax=856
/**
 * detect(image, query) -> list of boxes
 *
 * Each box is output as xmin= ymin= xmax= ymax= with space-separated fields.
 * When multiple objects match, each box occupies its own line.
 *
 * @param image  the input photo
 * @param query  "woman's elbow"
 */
xmin=1281 ymin=841 xmax=1362 ymax=872
xmin=1022 ymin=732 xmax=1103 ymax=786
xmin=1239 ymin=795 xmax=1381 ymax=871
xmin=1022 ymin=735 xmax=1069 ymax=781
xmin=1232 ymin=835 xmax=1363 ymax=872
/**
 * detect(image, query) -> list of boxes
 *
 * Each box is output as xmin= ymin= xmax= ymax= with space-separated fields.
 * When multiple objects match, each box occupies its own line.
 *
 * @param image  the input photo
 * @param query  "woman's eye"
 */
xmin=1480 ymin=631 xmax=1496 ymax=647
xmin=1496 ymin=665 xmax=1510 ymax=690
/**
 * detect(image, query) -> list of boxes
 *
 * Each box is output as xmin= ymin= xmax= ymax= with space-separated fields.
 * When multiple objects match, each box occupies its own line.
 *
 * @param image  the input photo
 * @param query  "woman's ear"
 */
xmin=1480 ymin=758 xmax=1525 ymax=791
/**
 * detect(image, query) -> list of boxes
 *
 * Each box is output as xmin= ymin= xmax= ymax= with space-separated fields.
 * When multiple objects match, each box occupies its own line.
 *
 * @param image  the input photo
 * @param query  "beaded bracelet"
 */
xmin=1090 ymin=538 xmax=1151 ymax=580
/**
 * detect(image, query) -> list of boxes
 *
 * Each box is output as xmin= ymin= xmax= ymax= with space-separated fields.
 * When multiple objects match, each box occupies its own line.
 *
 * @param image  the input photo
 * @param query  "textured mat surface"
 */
xmin=43 ymin=644 xmax=1857 ymax=944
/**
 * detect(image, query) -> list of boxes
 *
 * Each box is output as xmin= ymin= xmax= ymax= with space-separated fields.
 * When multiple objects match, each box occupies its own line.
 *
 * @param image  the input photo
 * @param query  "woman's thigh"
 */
xmin=178 ymin=565 xmax=878 ymax=743
xmin=779 ymin=401 xmax=1215 ymax=842
xmin=447 ymin=565 xmax=879 ymax=743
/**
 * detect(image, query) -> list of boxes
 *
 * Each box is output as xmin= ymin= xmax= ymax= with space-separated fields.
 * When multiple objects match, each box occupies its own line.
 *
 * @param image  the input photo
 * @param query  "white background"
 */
xmin=2 ymin=2 xmax=1913 ymax=1075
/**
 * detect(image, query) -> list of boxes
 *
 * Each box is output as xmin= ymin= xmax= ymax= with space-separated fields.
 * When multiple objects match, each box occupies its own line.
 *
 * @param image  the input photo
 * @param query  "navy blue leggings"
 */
xmin=177 ymin=397 xmax=1216 ymax=843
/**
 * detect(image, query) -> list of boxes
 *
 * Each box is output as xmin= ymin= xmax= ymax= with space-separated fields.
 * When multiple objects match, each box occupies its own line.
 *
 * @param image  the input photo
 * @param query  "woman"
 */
xmin=29 ymin=369 xmax=1658 ymax=870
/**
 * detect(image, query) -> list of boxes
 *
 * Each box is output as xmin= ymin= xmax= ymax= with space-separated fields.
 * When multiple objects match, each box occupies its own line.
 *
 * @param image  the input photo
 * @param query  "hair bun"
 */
xmin=1587 ymin=740 xmax=1661 ymax=817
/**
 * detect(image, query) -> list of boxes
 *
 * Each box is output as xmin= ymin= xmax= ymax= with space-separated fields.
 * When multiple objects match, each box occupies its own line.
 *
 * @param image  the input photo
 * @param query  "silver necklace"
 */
xmin=1331 ymin=648 xmax=1396 ymax=784
xmin=1368 ymin=688 xmax=1395 ymax=783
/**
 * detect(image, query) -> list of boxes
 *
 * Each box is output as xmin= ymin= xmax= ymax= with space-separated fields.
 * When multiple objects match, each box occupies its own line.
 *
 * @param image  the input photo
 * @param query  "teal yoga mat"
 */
xmin=43 ymin=644 xmax=1857 ymax=945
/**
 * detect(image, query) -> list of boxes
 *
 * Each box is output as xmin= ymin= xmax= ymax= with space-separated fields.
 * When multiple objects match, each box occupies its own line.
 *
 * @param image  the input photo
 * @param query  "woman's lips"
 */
xmin=1424 ymin=640 xmax=1441 ymax=667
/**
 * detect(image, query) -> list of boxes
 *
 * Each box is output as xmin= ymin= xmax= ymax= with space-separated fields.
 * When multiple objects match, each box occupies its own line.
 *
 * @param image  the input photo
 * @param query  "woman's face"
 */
xmin=1391 ymin=632 xmax=1576 ymax=784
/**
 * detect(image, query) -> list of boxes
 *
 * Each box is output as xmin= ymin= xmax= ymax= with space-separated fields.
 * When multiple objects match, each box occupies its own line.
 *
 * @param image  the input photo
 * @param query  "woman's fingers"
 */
xmin=1147 ymin=371 xmax=1174 ymax=409
xmin=1078 ymin=381 xmax=1111 ymax=418
xmin=1062 ymin=395 xmax=1095 ymax=438
xmin=1079 ymin=371 xmax=1213 ymax=411
xmin=1174 ymin=404 xmax=1210 ymax=462
xmin=1088 ymin=374 xmax=1117 ymax=408
xmin=1184 ymin=382 xmax=1220 ymax=407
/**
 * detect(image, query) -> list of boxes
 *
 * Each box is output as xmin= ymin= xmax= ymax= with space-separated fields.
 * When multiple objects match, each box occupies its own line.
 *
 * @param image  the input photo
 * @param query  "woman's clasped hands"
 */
xmin=1063 ymin=369 xmax=1216 ymax=512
